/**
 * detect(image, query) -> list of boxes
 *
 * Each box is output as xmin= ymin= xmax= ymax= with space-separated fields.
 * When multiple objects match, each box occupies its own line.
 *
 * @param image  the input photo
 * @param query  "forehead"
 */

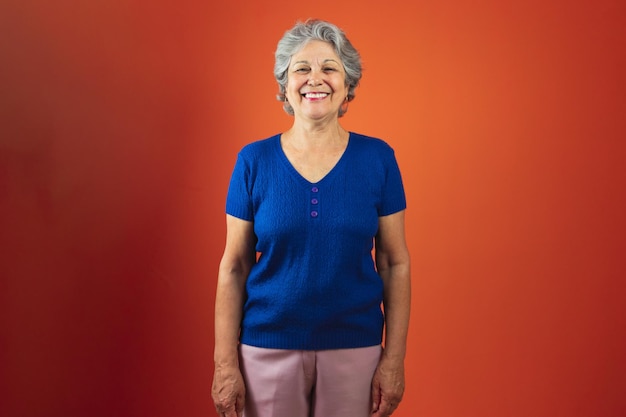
xmin=291 ymin=40 xmax=341 ymax=63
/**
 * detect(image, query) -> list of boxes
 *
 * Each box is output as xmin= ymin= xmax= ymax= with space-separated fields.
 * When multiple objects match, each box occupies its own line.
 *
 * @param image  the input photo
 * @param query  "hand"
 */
xmin=212 ymin=365 xmax=245 ymax=417
xmin=370 ymin=354 xmax=405 ymax=417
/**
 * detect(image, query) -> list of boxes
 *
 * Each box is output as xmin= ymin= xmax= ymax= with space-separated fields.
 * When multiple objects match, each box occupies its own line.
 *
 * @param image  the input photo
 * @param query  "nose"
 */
xmin=307 ymin=68 xmax=323 ymax=86
xmin=307 ymin=76 xmax=322 ymax=86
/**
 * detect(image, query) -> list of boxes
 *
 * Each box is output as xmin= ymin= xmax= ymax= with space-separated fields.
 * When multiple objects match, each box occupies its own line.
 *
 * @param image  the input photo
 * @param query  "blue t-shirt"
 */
xmin=226 ymin=132 xmax=406 ymax=350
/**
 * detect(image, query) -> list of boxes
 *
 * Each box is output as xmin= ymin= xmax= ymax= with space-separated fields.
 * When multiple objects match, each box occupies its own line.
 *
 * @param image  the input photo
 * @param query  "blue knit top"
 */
xmin=225 ymin=132 xmax=406 ymax=350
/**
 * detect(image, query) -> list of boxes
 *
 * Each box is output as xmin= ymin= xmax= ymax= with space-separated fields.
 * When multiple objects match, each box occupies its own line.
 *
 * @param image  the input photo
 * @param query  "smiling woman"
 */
xmin=3 ymin=1 xmax=624 ymax=417
xmin=211 ymin=19 xmax=411 ymax=417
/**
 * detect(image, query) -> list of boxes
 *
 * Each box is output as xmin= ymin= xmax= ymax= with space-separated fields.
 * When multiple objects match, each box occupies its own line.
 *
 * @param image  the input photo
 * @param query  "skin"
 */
xmin=212 ymin=215 xmax=254 ymax=417
xmin=371 ymin=211 xmax=411 ymax=417
xmin=212 ymin=39 xmax=411 ymax=417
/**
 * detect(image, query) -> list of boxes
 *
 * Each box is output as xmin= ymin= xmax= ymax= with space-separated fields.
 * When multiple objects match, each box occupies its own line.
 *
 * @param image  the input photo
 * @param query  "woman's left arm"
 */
xmin=371 ymin=209 xmax=411 ymax=417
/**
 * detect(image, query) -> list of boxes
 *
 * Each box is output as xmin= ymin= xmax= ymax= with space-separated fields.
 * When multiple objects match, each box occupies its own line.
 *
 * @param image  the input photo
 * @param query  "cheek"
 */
xmin=285 ymin=78 xmax=299 ymax=93
xmin=285 ymin=81 xmax=296 ymax=96
xmin=334 ymin=81 xmax=348 ymax=95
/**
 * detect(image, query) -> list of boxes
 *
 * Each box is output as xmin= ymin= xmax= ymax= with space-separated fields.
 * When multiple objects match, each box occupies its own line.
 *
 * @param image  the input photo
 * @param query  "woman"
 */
xmin=212 ymin=19 xmax=411 ymax=417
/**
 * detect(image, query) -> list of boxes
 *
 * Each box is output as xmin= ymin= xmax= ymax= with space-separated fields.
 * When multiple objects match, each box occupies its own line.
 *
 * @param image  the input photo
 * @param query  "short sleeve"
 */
xmin=379 ymin=148 xmax=407 ymax=216
xmin=225 ymin=152 xmax=254 ymax=221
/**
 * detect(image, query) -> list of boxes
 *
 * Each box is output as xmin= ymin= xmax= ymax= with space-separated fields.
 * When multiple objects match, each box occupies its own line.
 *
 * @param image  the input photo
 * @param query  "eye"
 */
xmin=323 ymin=67 xmax=337 ymax=72
xmin=294 ymin=67 xmax=310 ymax=73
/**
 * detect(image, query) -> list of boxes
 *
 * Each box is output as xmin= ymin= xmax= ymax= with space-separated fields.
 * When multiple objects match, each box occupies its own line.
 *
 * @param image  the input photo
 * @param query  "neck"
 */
xmin=285 ymin=119 xmax=348 ymax=150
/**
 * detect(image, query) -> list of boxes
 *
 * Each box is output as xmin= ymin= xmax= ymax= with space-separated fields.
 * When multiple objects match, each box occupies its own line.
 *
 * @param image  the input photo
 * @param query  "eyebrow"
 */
xmin=292 ymin=59 xmax=341 ymax=65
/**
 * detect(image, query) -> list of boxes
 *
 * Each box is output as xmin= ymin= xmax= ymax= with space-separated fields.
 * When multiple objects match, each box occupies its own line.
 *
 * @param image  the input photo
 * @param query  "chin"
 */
xmin=302 ymin=108 xmax=340 ymax=120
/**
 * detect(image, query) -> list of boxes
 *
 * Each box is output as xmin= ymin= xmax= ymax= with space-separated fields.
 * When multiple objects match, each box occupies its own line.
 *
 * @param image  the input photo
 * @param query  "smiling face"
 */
xmin=285 ymin=40 xmax=348 ymax=122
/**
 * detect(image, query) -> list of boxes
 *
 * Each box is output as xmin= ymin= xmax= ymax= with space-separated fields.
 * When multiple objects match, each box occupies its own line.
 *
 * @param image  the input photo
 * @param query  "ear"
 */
xmin=339 ymin=100 xmax=349 ymax=116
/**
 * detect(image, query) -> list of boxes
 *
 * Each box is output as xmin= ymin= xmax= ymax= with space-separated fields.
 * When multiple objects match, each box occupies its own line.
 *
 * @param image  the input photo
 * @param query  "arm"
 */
xmin=371 ymin=210 xmax=411 ymax=417
xmin=212 ymin=214 xmax=256 ymax=417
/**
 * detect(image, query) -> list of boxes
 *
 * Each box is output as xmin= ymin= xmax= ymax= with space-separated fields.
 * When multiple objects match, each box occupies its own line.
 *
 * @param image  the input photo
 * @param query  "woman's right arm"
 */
xmin=212 ymin=214 xmax=256 ymax=417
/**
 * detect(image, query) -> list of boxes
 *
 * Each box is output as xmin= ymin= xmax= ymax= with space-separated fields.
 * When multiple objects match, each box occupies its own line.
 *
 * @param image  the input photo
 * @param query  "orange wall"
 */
xmin=1 ymin=1 xmax=625 ymax=416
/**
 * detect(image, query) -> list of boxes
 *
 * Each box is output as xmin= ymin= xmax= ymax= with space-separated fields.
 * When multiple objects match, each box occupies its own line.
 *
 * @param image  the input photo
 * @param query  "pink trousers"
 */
xmin=239 ymin=344 xmax=382 ymax=417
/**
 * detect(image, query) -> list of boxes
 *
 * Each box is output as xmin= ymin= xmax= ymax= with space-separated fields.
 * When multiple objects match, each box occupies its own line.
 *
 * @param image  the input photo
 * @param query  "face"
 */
xmin=285 ymin=40 xmax=348 ymax=122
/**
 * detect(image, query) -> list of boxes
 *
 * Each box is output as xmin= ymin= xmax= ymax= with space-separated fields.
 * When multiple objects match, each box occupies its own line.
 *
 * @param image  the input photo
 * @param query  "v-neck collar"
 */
xmin=274 ymin=132 xmax=352 ymax=187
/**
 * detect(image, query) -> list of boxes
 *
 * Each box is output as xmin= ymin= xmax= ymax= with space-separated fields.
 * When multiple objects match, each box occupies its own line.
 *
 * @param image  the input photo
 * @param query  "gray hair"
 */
xmin=274 ymin=19 xmax=362 ymax=117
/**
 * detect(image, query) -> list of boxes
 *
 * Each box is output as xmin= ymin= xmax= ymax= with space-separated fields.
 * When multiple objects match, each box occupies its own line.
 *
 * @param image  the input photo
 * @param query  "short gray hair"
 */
xmin=274 ymin=19 xmax=362 ymax=117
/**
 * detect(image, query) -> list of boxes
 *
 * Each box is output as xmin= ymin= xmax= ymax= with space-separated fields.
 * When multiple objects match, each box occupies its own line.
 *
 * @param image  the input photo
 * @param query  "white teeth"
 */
xmin=305 ymin=92 xmax=328 ymax=98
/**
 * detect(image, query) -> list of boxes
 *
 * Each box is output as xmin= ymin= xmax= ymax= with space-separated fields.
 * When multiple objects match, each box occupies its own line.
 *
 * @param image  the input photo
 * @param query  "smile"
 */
xmin=302 ymin=92 xmax=329 ymax=99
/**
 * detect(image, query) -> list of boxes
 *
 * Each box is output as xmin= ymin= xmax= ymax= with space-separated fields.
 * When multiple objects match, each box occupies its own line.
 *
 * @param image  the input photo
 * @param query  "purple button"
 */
xmin=311 ymin=198 xmax=319 ymax=205
xmin=311 ymin=186 xmax=319 ymax=193
xmin=310 ymin=211 xmax=318 ymax=218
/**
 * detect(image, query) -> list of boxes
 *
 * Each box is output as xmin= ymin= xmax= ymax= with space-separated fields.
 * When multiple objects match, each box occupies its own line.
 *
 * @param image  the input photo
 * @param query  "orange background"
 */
xmin=1 ymin=0 xmax=625 ymax=416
